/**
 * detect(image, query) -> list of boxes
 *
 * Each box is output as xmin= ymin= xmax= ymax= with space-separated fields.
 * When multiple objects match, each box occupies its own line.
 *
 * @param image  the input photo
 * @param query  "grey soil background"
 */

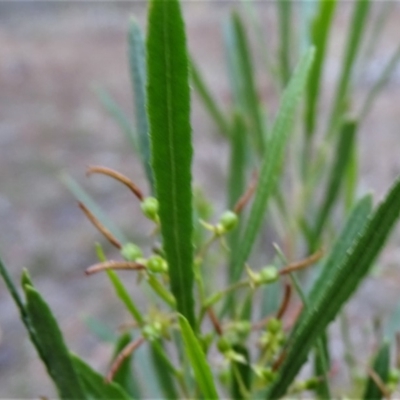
xmin=1 ymin=2 xmax=400 ymax=397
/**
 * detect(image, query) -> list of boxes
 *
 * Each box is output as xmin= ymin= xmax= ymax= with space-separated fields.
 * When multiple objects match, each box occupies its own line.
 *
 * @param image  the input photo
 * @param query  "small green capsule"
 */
xmin=120 ymin=243 xmax=143 ymax=261
xmin=141 ymin=197 xmax=159 ymax=221
xmin=147 ymin=255 xmax=168 ymax=273
xmin=217 ymin=336 xmax=231 ymax=353
xmin=266 ymin=318 xmax=282 ymax=334
xmin=219 ymin=210 xmax=238 ymax=232
xmin=258 ymin=266 xmax=279 ymax=284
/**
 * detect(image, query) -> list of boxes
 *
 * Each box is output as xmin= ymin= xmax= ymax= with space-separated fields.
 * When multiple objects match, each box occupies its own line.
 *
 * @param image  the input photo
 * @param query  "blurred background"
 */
xmin=1 ymin=1 xmax=400 ymax=397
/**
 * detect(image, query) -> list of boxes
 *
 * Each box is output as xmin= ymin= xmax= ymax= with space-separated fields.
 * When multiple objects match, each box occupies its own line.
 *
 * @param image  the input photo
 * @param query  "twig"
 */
xmin=85 ymin=260 xmax=146 ymax=275
xmin=279 ymin=248 xmax=324 ymax=275
xmin=276 ymin=282 xmax=292 ymax=320
xmin=234 ymin=170 xmax=258 ymax=214
xmin=207 ymin=307 xmax=223 ymax=335
xmin=106 ymin=337 xmax=145 ymax=383
xmin=87 ymin=165 xmax=144 ymax=201
xmin=78 ymin=202 xmax=122 ymax=249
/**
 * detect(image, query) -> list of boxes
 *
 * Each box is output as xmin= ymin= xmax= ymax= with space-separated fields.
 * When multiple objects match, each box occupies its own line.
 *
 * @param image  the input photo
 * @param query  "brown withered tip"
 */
xmin=78 ymin=201 xmax=122 ymax=249
xmin=105 ymin=337 xmax=145 ymax=383
xmin=85 ymin=260 xmax=146 ymax=275
xmin=86 ymin=165 xmax=144 ymax=201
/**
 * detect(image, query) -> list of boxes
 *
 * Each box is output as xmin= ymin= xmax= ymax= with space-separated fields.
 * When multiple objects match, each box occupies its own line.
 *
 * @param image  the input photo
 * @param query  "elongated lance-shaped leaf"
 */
xmin=147 ymin=0 xmax=195 ymax=327
xmin=70 ymin=353 xmax=131 ymax=400
xmin=277 ymin=0 xmax=292 ymax=87
xmin=311 ymin=119 xmax=357 ymax=249
xmin=231 ymin=11 xmax=266 ymax=154
xmin=230 ymin=48 xmax=315 ymax=283
xmin=178 ymin=315 xmax=219 ymax=399
xmin=360 ymin=42 xmax=400 ymax=121
xmin=304 ymin=0 xmax=337 ymax=137
xmin=190 ymin=58 xmax=230 ymax=137
xmin=0 ymin=259 xmax=46 ymax=364
xmin=111 ymin=332 xmax=141 ymax=398
xmin=95 ymin=87 xmax=138 ymax=153
xmin=363 ymin=342 xmax=390 ymax=400
xmin=23 ymin=285 xmax=86 ymax=399
xmin=128 ymin=18 xmax=154 ymax=191
xmin=266 ymin=177 xmax=400 ymax=398
xmin=327 ymin=0 xmax=371 ymax=136
xmin=60 ymin=173 xmax=127 ymax=243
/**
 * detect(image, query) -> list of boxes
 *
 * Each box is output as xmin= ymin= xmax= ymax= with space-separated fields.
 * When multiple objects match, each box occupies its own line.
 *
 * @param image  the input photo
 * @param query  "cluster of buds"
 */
xmin=120 ymin=243 xmax=168 ymax=274
xmin=258 ymin=318 xmax=286 ymax=364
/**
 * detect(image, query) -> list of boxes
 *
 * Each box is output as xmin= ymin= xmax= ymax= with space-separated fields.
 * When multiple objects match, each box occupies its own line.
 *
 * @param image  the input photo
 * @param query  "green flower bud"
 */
xmin=217 ymin=336 xmax=231 ymax=353
xmin=219 ymin=210 xmax=238 ymax=232
xmin=147 ymin=255 xmax=168 ymax=273
xmin=266 ymin=318 xmax=282 ymax=334
xmin=258 ymin=266 xmax=279 ymax=284
xmin=141 ymin=197 xmax=159 ymax=221
xmin=142 ymin=322 xmax=162 ymax=341
xmin=120 ymin=243 xmax=142 ymax=261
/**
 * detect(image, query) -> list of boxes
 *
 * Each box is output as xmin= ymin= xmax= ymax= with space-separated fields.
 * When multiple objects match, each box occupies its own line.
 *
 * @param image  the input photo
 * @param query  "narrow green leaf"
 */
xmin=24 ymin=285 xmax=86 ymax=399
xmin=267 ymin=177 xmax=400 ymax=398
xmin=149 ymin=340 xmax=179 ymax=399
xmin=360 ymin=43 xmax=400 ymax=120
xmin=363 ymin=342 xmax=390 ymax=400
xmin=277 ymin=0 xmax=292 ymax=87
xmin=227 ymin=113 xmax=248 ymax=294
xmin=112 ymin=332 xmax=141 ymax=398
xmin=0 ymin=258 xmax=44 ymax=361
xmin=95 ymin=86 xmax=138 ymax=153
xmin=231 ymin=48 xmax=315 ymax=282
xmin=95 ymin=243 xmax=144 ymax=325
xmin=361 ymin=2 xmax=394 ymax=64
xmin=147 ymin=0 xmax=195 ymax=327
xmin=190 ymin=58 xmax=230 ymax=137
xmin=227 ymin=112 xmax=247 ymax=211
xmin=231 ymin=11 xmax=266 ymax=154
xmin=308 ymin=194 xmax=372 ymax=304
xmin=304 ymin=0 xmax=337 ymax=137
xmin=128 ymin=18 xmax=154 ymax=191
xmin=327 ymin=0 xmax=371 ymax=136
xmin=178 ymin=315 xmax=219 ymax=400
xmin=61 ymin=173 xmax=127 ymax=243
xmin=70 ymin=353 xmax=131 ymax=400
xmin=223 ymin=17 xmax=245 ymax=110
xmin=312 ymin=119 xmax=357 ymax=248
